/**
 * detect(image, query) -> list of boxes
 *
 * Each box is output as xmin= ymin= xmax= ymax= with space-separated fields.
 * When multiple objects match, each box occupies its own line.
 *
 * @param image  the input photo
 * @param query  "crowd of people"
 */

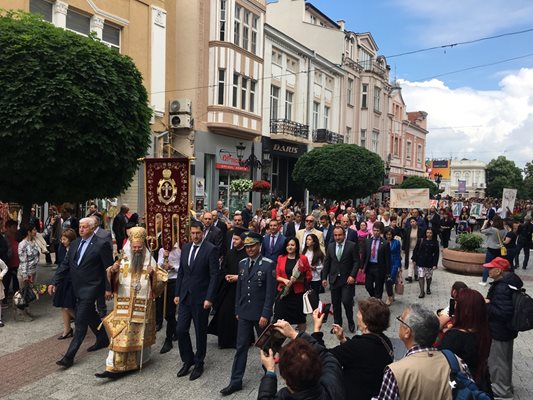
xmin=0 ymin=196 xmax=531 ymax=399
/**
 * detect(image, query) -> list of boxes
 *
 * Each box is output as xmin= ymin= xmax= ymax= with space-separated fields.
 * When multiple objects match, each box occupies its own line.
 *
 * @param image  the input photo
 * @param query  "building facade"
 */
xmin=450 ymin=159 xmax=487 ymax=198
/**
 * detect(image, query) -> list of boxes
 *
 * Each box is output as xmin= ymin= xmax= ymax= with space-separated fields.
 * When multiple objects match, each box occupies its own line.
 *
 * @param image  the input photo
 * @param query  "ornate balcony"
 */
xmin=270 ymin=119 xmax=310 ymax=144
xmin=312 ymin=129 xmax=344 ymax=145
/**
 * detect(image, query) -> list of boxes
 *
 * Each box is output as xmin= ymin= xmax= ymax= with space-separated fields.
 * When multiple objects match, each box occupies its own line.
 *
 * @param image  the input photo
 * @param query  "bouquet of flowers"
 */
xmin=279 ymin=260 xmax=303 ymax=299
xmin=252 ymin=180 xmax=271 ymax=192
xmin=230 ymin=179 xmax=253 ymax=193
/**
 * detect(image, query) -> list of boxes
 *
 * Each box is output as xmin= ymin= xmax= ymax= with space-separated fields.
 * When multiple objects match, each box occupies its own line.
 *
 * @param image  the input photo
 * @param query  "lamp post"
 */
xmin=434 ymin=173 xmax=442 ymax=201
xmin=236 ymin=142 xmax=265 ymax=203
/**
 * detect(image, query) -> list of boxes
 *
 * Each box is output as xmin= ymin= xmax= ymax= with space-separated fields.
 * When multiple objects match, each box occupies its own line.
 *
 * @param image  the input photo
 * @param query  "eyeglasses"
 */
xmin=396 ymin=315 xmax=411 ymax=330
xmin=305 ymin=219 xmax=314 ymax=223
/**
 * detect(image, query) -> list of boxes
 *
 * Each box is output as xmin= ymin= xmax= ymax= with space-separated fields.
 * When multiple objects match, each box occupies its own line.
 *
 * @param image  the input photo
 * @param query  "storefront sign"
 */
xmin=270 ymin=140 xmax=307 ymax=157
xmin=216 ymin=146 xmax=250 ymax=171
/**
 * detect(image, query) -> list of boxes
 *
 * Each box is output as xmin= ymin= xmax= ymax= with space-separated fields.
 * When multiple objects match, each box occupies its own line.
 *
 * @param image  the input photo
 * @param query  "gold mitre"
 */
xmin=162 ymin=169 xmax=172 ymax=179
xmin=128 ymin=227 xmax=147 ymax=242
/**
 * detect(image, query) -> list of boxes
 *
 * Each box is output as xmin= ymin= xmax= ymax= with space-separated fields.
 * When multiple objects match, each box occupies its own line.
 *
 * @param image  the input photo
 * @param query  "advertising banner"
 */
xmin=458 ymin=180 xmax=467 ymax=193
xmin=428 ymin=159 xmax=451 ymax=180
xmin=390 ymin=189 xmax=430 ymax=209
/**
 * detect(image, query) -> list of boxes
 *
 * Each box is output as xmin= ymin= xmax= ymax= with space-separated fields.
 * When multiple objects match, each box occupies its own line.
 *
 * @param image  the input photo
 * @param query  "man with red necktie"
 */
xmin=363 ymin=221 xmax=390 ymax=299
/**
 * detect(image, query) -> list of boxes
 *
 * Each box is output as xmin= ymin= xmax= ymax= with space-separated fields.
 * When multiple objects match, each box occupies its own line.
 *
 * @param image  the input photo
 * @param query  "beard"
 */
xmin=130 ymin=247 xmax=146 ymax=274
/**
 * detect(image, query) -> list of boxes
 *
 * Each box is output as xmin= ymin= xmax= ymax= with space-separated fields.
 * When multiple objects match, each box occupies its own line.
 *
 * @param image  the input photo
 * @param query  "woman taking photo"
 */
xmin=384 ymin=227 xmax=401 ymax=305
xmin=274 ymin=237 xmax=312 ymax=332
xmin=437 ymin=288 xmax=493 ymax=395
xmin=52 ymin=228 xmax=77 ymax=339
xmin=303 ymin=234 xmax=324 ymax=296
xmin=311 ymin=298 xmax=393 ymax=400
xmin=479 ymin=216 xmax=506 ymax=286
xmin=412 ymin=227 xmax=439 ymax=298
xmin=17 ymin=223 xmax=41 ymax=321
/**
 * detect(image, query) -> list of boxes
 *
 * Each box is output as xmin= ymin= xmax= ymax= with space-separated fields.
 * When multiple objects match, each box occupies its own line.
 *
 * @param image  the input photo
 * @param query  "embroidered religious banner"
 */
xmin=145 ymin=158 xmax=190 ymax=250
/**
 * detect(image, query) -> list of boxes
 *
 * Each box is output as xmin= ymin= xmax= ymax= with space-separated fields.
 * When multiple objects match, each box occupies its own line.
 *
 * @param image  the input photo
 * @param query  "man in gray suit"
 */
xmin=322 ymin=226 xmax=359 ymax=333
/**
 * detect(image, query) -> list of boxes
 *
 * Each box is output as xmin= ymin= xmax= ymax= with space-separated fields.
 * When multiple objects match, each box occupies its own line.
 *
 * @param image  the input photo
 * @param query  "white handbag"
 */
xmin=303 ymin=290 xmax=314 ymax=314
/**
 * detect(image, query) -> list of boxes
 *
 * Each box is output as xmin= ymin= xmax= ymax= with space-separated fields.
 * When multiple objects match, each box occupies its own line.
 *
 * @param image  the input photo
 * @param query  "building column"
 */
xmin=90 ymin=15 xmax=104 ymax=39
xmin=52 ymin=1 xmax=68 ymax=28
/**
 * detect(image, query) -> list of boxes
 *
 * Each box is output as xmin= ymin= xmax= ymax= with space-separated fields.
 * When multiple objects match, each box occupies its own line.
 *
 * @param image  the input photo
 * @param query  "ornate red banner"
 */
xmin=145 ymin=158 xmax=190 ymax=250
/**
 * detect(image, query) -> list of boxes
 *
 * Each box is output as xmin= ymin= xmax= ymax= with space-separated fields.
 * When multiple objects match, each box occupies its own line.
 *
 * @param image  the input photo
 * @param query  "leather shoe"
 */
xmin=56 ymin=357 xmax=73 ymax=368
xmin=160 ymin=339 xmax=173 ymax=354
xmin=348 ymin=321 xmax=356 ymax=333
xmin=220 ymin=384 xmax=242 ymax=396
xmin=177 ymin=363 xmax=193 ymax=377
xmin=156 ymin=322 xmax=163 ymax=332
xmin=95 ymin=371 xmax=126 ymax=379
xmin=87 ymin=340 xmax=110 ymax=352
xmin=405 ymin=277 xmax=413 ymax=283
xmin=189 ymin=365 xmax=204 ymax=381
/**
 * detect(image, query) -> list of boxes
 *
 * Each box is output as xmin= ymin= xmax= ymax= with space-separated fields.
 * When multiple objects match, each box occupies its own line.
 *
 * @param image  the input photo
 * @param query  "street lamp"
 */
xmin=235 ymin=142 xmax=263 ymax=182
xmin=434 ymin=173 xmax=443 ymax=201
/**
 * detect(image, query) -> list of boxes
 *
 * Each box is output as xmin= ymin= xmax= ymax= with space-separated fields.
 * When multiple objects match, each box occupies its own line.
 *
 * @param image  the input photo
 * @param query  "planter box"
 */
xmin=442 ymin=248 xmax=486 ymax=275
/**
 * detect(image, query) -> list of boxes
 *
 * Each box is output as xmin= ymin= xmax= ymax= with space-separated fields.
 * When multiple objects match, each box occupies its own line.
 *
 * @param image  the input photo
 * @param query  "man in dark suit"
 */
xmin=220 ymin=231 xmax=276 ymax=396
xmin=202 ymin=211 xmax=223 ymax=253
xmin=318 ymin=214 xmax=334 ymax=247
xmin=260 ymin=219 xmax=285 ymax=266
xmin=49 ymin=217 xmax=113 ymax=368
xmin=363 ymin=221 xmax=391 ymax=299
xmin=174 ymin=220 xmax=220 ymax=381
xmin=91 ymin=215 xmax=113 ymax=317
xmin=340 ymin=215 xmax=358 ymax=243
xmin=112 ymin=205 xmax=129 ymax=251
xmin=212 ymin=209 xmax=228 ymax=242
xmin=241 ymin=202 xmax=253 ymax=228
xmin=322 ymin=226 xmax=360 ymax=333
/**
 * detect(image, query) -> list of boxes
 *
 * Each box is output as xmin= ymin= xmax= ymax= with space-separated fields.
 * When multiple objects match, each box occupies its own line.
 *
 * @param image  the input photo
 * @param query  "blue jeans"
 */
xmin=482 ymin=249 xmax=499 ymax=282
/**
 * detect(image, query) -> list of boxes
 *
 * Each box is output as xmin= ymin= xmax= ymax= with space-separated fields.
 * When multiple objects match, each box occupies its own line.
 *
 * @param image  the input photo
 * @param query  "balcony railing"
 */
xmin=313 ymin=129 xmax=344 ymax=144
xmin=270 ymin=119 xmax=309 ymax=139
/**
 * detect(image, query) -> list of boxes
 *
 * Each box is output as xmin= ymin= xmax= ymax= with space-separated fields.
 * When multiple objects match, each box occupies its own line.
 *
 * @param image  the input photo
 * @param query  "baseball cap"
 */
xmin=483 ymin=257 xmax=510 ymax=271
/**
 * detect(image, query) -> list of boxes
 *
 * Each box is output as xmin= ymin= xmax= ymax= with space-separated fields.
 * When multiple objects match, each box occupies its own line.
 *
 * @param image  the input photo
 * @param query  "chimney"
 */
xmin=337 ymin=19 xmax=345 ymax=31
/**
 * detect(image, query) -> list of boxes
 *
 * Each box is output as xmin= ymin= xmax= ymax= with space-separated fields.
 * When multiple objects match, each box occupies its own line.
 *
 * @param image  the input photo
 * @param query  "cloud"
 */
xmin=398 ymin=68 xmax=533 ymax=167
xmin=393 ymin=0 xmax=533 ymax=44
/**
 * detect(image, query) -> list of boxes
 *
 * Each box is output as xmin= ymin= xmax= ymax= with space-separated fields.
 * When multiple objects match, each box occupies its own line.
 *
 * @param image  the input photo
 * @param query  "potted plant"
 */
xmin=252 ymin=180 xmax=271 ymax=192
xmin=442 ymin=233 xmax=486 ymax=275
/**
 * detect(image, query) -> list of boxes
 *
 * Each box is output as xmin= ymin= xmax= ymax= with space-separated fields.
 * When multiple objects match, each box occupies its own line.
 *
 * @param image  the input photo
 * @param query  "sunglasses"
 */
xmin=396 ymin=315 xmax=411 ymax=330
xmin=305 ymin=219 xmax=314 ymax=223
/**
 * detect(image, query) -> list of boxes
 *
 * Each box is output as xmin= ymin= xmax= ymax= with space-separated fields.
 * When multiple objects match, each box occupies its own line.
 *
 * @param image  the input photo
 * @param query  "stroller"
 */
xmin=455 ymin=219 xmax=470 ymax=242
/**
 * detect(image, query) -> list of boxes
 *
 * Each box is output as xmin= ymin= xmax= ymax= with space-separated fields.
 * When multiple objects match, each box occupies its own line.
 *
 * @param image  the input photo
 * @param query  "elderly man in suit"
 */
xmin=174 ymin=220 xmax=220 ymax=381
xmin=220 ymin=231 xmax=276 ymax=396
xmin=363 ymin=221 xmax=391 ymax=300
xmin=340 ymin=215 xmax=358 ymax=243
xmin=201 ymin=211 xmax=223 ymax=253
xmin=296 ymin=214 xmax=325 ymax=254
xmin=261 ymin=219 xmax=285 ymax=266
xmin=322 ymin=226 xmax=360 ymax=333
xmin=49 ymin=217 xmax=114 ymax=368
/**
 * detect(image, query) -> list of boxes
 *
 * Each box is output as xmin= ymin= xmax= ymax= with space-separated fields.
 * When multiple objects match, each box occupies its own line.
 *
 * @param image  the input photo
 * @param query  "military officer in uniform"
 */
xmin=220 ymin=232 xmax=276 ymax=396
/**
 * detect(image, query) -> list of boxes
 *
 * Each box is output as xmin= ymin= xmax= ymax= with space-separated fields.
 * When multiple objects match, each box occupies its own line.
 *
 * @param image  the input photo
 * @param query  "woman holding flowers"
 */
xmin=274 ymin=237 xmax=312 ymax=332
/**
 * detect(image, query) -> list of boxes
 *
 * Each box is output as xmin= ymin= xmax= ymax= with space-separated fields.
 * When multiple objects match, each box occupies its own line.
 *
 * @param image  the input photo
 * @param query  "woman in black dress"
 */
xmin=412 ymin=227 xmax=439 ymax=298
xmin=274 ymin=237 xmax=312 ymax=332
xmin=208 ymin=227 xmax=248 ymax=348
xmin=52 ymin=228 xmax=77 ymax=339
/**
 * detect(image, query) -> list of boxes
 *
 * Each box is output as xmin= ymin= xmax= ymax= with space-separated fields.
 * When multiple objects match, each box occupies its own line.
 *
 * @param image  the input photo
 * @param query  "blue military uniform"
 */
xmin=228 ymin=232 xmax=276 ymax=389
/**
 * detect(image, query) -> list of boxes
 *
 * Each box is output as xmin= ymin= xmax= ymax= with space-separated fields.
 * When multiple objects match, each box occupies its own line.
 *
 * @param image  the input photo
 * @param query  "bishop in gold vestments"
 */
xmin=95 ymin=227 xmax=167 ymax=379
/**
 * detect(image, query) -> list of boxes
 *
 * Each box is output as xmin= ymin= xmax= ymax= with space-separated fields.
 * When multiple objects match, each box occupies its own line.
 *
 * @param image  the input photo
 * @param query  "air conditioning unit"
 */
xmin=169 ymin=99 xmax=192 ymax=114
xmin=170 ymin=114 xmax=191 ymax=129
xmin=389 ymin=177 xmax=396 ymax=185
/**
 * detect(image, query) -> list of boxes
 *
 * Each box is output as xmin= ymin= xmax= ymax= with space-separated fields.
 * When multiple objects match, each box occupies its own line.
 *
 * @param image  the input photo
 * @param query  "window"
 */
xmin=217 ymin=69 xmax=225 ymax=105
xmin=324 ymin=106 xmax=330 ymax=129
xmin=310 ymin=15 xmax=316 ymax=24
xmin=372 ymin=130 xmax=379 ymax=153
xmin=234 ymin=5 xmax=241 ymax=46
xmin=251 ymin=16 xmax=259 ymax=54
xmin=373 ymin=86 xmax=381 ymax=112
xmin=360 ymin=129 xmax=366 ymax=148
xmin=270 ymin=85 xmax=280 ymax=120
xmin=312 ymin=102 xmax=319 ymax=130
xmin=219 ymin=0 xmax=226 ymax=41
xmin=242 ymin=11 xmax=250 ymax=51
xmin=285 ymin=91 xmax=293 ymax=120
xmin=232 ymin=73 xmax=239 ymax=107
xmin=417 ymin=144 xmax=422 ymax=163
xmin=30 ymin=0 xmax=53 ymax=22
xmin=102 ymin=23 xmax=120 ymax=51
xmin=361 ymin=84 xmax=368 ymax=108
xmin=406 ymin=141 xmax=412 ymax=160
xmin=66 ymin=9 xmax=91 ymax=36
xmin=250 ymin=80 xmax=256 ymax=112
xmin=347 ymin=78 xmax=353 ymax=105
xmin=359 ymin=48 xmax=372 ymax=70
xmin=393 ymin=137 xmax=399 ymax=156
xmin=241 ymin=77 xmax=248 ymax=110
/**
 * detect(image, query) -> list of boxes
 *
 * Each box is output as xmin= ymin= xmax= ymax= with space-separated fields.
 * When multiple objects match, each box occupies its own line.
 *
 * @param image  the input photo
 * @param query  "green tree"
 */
xmin=486 ymin=156 xmax=524 ymax=198
xmin=399 ymin=176 xmax=440 ymax=197
xmin=0 ymin=11 xmax=151 ymax=223
xmin=523 ymin=161 xmax=533 ymax=200
xmin=292 ymin=144 xmax=384 ymax=199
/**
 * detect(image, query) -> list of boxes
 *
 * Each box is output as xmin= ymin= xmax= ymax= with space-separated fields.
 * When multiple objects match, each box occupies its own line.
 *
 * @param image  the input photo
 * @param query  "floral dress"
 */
xmin=18 ymin=239 xmax=40 ymax=278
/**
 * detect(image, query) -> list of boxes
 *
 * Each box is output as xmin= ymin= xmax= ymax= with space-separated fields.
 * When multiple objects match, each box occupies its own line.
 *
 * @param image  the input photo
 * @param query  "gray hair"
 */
xmin=404 ymin=304 xmax=440 ymax=347
xmin=79 ymin=217 xmax=96 ymax=229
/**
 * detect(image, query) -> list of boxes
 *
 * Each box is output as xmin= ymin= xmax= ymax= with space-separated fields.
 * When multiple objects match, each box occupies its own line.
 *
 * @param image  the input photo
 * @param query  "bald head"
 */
xmin=202 ymin=212 xmax=213 ymax=228
xmin=340 ymin=215 xmax=350 ymax=229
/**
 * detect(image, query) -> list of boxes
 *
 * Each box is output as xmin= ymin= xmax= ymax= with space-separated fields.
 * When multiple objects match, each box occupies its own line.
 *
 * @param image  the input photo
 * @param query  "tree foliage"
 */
xmin=292 ymin=144 xmax=384 ymax=200
xmin=399 ymin=176 xmax=440 ymax=197
xmin=523 ymin=161 xmax=533 ymax=200
xmin=486 ymin=156 xmax=524 ymax=198
xmin=0 ymin=11 xmax=152 ymax=205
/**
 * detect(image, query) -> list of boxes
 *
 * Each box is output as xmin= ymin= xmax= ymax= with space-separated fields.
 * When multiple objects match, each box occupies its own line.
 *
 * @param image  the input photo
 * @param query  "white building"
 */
xmin=450 ymin=159 xmax=487 ymax=198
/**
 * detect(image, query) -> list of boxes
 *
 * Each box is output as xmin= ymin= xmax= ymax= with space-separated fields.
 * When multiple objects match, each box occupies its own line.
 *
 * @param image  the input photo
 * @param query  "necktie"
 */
xmin=336 ymin=244 xmax=343 ymax=261
xmin=75 ymin=240 xmax=86 ymax=264
xmin=371 ymin=238 xmax=377 ymax=258
xmin=270 ymin=235 xmax=275 ymax=250
xmin=190 ymin=245 xmax=199 ymax=267
xmin=249 ymin=260 xmax=255 ymax=271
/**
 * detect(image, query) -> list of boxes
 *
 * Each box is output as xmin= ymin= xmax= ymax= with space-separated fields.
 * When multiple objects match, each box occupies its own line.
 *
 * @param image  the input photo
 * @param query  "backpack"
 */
xmin=441 ymin=350 xmax=491 ymax=400
xmin=508 ymin=287 xmax=533 ymax=331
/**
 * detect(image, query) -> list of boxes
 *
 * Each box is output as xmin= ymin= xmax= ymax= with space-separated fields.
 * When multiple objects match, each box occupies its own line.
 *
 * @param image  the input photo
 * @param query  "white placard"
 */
xmin=502 ymin=188 xmax=517 ymax=213
xmin=390 ymin=189 xmax=430 ymax=209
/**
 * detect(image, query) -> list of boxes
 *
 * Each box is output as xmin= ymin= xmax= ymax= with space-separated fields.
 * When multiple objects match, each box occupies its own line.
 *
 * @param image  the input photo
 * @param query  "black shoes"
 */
xmin=189 ymin=365 xmax=204 ymax=381
xmin=405 ymin=277 xmax=413 ymax=283
xmin=87 ymin=339 xmax=110 ymax=352
xmin=160 ymin=339 xmax=173 ymax=354
xmin=220 ymin=384 xmax=242 ymax=396
xmin=156 ymin=322 xmax=163 ymax=332
xmin=56 ymin=357 xmax=73 ymax=368
xmin=348 ymin=321 xmax=356 ymax=333
xmin=177 ymin=363 xmax=193 ymax=377
xmin=58 ymin=329 xmax=73 ymax=340
xmin=426 ymin=288 xmax=431 ymax=295
xmin=95 ymin=371 xmax=127 ymax=379
xmin=419 ymin=293 xmax=425 ymax=298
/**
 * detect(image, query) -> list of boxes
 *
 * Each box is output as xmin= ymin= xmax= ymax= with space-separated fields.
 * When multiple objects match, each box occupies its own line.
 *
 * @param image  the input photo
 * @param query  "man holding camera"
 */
xmin=220 ymin=231 xmax=276 ymax=396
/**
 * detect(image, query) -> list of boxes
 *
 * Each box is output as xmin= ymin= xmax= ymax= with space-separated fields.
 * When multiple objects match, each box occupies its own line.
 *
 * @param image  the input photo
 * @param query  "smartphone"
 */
xmin=449 ymin=298 xmax=456 ymax=317
xmin=255 ymin=324 xmax=286 ymax=354
xmin=322 ymin=303 xmax=332 ymax=323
